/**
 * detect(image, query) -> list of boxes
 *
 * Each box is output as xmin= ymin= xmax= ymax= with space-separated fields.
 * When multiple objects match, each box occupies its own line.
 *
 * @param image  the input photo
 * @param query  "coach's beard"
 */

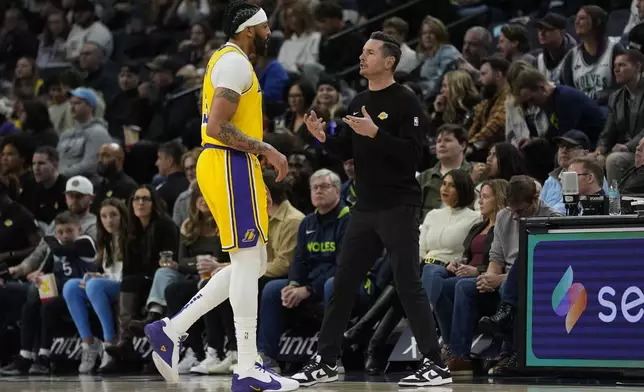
xmin=254 ymin=35 xmax=269 ymax=57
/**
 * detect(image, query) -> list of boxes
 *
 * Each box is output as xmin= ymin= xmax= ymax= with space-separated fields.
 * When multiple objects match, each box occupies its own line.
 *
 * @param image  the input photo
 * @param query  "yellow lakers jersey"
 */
xmin=201 ymin=44 xmax=263 ymax=148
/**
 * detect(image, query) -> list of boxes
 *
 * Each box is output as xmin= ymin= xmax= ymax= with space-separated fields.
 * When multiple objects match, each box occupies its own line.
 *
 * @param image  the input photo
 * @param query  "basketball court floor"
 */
xmin=1 ymin=374 xmax=642 ymax=392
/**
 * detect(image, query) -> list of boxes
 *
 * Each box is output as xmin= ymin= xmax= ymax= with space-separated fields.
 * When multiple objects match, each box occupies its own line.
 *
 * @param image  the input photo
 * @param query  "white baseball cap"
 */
xmin=66 ymin=176 xmax=94 ymax=196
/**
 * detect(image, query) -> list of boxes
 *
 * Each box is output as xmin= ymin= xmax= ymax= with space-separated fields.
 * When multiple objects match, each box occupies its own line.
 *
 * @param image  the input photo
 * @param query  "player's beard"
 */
xmin=254 ymin=34 xmax=269 ymax=57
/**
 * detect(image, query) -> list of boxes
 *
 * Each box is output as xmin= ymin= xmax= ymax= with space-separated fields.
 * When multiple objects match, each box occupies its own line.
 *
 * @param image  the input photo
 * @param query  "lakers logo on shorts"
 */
xmin=242 ymin=229 xmax=257 ymax=243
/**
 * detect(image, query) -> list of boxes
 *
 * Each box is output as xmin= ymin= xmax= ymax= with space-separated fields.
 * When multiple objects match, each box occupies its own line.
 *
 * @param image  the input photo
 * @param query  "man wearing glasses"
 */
xmin=540 ymin=130 xmax=606 ymax=214
xmin=476 ymin=175 xmax=561 ymax=375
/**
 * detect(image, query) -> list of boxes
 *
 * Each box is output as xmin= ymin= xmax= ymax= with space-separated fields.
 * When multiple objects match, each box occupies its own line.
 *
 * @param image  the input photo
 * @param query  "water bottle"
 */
xmin=608 ymin=180 xmax=621 ymax=216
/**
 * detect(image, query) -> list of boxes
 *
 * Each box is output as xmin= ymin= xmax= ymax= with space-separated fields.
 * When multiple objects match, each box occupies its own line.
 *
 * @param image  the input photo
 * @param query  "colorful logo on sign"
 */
xmin=552 ymin=266 xmax=587 ymax=333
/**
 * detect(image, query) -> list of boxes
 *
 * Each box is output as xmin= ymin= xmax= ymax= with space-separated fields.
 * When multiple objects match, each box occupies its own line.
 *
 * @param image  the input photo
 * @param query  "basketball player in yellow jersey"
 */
xmin=144 ymin=2 xmax=297 ymax=391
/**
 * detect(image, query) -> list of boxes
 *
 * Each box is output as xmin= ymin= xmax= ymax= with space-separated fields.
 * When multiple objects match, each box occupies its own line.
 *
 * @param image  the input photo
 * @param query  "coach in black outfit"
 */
xmin=291 ymin=32 xmax=452 ymax=388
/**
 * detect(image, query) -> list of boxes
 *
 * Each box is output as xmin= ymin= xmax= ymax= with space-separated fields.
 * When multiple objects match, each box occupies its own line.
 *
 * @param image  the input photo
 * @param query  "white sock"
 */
xmin=38 ymin=348 xmax=50 ymax=357
xmin=229 ymin=246 xmax=265 ymax=372
xmin=170 ymin=265 xmax=232 ymax=334
xmin=20 ymin=350 xmax=35 ymax=360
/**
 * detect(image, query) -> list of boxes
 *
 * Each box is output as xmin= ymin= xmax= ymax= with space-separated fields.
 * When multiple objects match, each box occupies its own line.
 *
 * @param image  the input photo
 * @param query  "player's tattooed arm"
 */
xmin=209 ymin=87 xmax=273 ymax=155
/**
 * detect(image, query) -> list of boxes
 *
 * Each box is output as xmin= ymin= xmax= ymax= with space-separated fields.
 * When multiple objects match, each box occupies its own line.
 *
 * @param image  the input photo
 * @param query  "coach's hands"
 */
xmin=343 ymin=106 xmax=378 ymax=138
xmin=264 ymin=147 xmax=288 ymax=182
xmin=303 ymin=110 xmax=327 ymax=143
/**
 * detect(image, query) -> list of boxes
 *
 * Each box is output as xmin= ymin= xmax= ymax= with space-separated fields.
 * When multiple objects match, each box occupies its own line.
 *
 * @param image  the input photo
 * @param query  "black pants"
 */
xmin=165 ymin=279 xmax=236 ymax=358
xmin=21 ymin=284 xmax=68 ymax=353
xmin=318 ymin=204 xmax=441 ymax=363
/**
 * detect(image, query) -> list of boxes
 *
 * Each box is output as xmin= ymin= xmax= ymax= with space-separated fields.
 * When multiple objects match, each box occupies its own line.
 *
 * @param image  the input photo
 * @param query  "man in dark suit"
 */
xmin=594 ymin=49 xmax=644 ymax=184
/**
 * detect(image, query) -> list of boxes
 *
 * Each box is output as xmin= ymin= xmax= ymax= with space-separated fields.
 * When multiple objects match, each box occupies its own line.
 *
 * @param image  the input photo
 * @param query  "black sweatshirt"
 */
xmin=325 ymin=83 xmax=428 ymax=212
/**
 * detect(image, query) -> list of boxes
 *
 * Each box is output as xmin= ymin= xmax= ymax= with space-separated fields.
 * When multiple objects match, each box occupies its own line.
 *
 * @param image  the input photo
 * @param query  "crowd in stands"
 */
xmin=1 ymin=0 xmax=644 ymax=380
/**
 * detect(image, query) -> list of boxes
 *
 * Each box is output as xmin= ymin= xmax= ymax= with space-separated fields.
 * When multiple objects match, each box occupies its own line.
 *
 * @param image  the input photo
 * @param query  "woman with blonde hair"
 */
xmin=164 ymin=182 xmax=234 ymax=374
xmin=277 ymin=0 xmax=321 ymax=73
xmin=173 ymin=147 xmax=203 ymax=226
xmin=416 ymin=16 xmax=462 ymax=98
xmin=424 ymin=178 xmax=509 ymax=375
xmin=432 ymin=70 xmax=481 ymax=131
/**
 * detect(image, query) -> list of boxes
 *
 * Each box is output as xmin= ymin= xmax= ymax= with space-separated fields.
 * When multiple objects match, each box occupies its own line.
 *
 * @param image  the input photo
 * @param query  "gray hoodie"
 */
xmin=57 ymin=118 xmax=112 ymax=178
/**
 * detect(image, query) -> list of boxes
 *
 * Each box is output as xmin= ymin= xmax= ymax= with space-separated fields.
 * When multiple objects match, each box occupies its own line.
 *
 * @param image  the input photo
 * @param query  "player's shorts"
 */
xmin=196 ymin=144 xmax=268 ymax=252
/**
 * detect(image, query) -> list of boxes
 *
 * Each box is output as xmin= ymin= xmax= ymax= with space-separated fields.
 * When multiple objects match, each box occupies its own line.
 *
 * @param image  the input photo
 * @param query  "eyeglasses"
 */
xmin=311 ymin=183 xmax=334 ymax=192
xmin=507 ymin=202 xmax=534 ymax=220
xmin=133 ymin=196 xmax=152 ymax=203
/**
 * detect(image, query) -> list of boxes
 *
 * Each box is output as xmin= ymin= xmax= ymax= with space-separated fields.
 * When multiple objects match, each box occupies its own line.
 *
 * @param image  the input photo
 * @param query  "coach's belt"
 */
xmin=423 ymin=257 xmax=447 ymax=267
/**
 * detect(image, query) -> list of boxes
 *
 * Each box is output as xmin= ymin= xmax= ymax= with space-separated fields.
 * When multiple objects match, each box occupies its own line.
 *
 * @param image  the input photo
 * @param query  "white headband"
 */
xmin=235 ymin=8 xmax=268 ymax=34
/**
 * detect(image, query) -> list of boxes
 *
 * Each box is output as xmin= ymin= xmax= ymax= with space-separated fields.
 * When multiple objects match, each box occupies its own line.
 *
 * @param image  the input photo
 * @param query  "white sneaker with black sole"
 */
xmin=291 ymin=355 xmax=338 ymax=387
xmin=398 ymin=358 xmax=452 ymax=387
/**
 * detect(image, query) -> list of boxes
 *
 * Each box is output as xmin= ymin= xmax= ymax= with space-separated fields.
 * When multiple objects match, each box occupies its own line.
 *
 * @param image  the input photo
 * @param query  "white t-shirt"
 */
xmin=209 ymin=44 xmax=253 ymax=94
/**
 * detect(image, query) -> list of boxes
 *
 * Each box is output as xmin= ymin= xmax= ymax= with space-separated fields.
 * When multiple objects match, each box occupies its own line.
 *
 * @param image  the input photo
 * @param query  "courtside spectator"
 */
xmin=0 ymin=7 xmax=38 ymax=80
xmin=382 ymin=17 xmax=418 ymax=74
xmin=1 ymin=133 xmax=37 ymax=203
xmin=62 ymin=198 xmax=128 ymax=373
xmin=461 ymin=26 xmax=493 ymax=72
xmin=104 ymin=185 xmax=177 ymax=364
xmin=315 ymin=1 xmax=365 ymax=77
xmin=437 ymin=179 xmax=509 ymax=374
xmin=431 ymin=70 xmax=480 ymax=131
xmin=535 ymin=13 xmax=576 ymax=83
xmin=0 ymin=211 xmax=97 ymax=375
xmin=19 ymin=100 xmax=59 ymax=148
xmin=479 ymin=176 xmax=561 ymax=376
xmin=57 ymin=88 xmax=112 ymax=179
xmin=287 ymin=151 xmax=315 ymax=214
xmin=92 ymin=143 xmax=137 ymax=213
xmin=164 ymin=183 xmax=234 ymax=374
xmin=467 ymin=56 xmax=510 ymax=162
xmin=173 ymin=148 xmax=201 ymax=226
xmin=567 ymin=157 xmax=606 ymax=197
xmin=258 ymin=169 xmax=352 ymax=372
xmin=560 ymin=6 xmax=625 ymax=104
xmin=277 ymin=1 xmax=321 ymax=73
xmin=0 ymin=175 xmax=41 ymax=267
xmin=78 ymin=42 xmax=119 ymax=103
xmin=513 ymin=68 xmax=606 ymax=143
xmin=36 ymin=9 xmax=70 ymax=71
xmin=619 ymin=137 xmax=644 ymax=193
xmin=419 ymin=125 xmax=472 ymax=218
xmin=261 ymin=170 xmax=305 ymax=292
xmin=471 ymin=142 xmax=527 ymax=209
xmin=595 ymin=50 xmax=644 ymax=183
xmin=541 ymin=131 xmax=608 ymax=213
xmin=498 ymin=24 xmax=535 ymax=65
xmin=417 ymin=16 xmax=462 ymax=98
xmin=104 ymin=62 xmax=148 ymax=141
xmin=24 ymin=146 xmax=67 ymax=226
xmin=65 ymin=0 xmax=113 ymax=62
xmin=155 ymin=141 xmax=190 ymax=213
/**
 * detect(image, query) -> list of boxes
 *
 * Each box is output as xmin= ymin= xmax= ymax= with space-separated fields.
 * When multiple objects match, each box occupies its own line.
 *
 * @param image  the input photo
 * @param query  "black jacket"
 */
xmin=619 ymin=166 xmax=644 ymax=195
xmin=124 ymin=215 xmax=179 ymax=278
xmin=92 ymin=170 xmax=138 ymax=214
xmin=598 ymin=78 xmax=644 ymax=153
xmin=462 ymin=220 xmax=495 ymax=275
xmin=144 ymin=81 xmax=200 ymax=143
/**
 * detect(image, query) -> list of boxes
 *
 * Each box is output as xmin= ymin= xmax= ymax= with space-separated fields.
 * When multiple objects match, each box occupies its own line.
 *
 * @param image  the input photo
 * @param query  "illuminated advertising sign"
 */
xmin=526 ymin=231 xmax=644 ymax=368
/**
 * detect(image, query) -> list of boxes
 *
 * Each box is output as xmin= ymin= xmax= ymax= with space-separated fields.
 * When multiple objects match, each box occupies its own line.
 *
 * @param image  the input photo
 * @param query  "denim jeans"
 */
xmin=258 ymin=277 xmax=369 ymax=358
xmin=449 ymin=278 xmax=479 ymax=357
xmin=147 ymin=267 xmax=183 ymax=307
xmin=63 ymin=278 xmax=121 ymax=341
xmin=503 ymin=265 xmax=517 ymax=307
